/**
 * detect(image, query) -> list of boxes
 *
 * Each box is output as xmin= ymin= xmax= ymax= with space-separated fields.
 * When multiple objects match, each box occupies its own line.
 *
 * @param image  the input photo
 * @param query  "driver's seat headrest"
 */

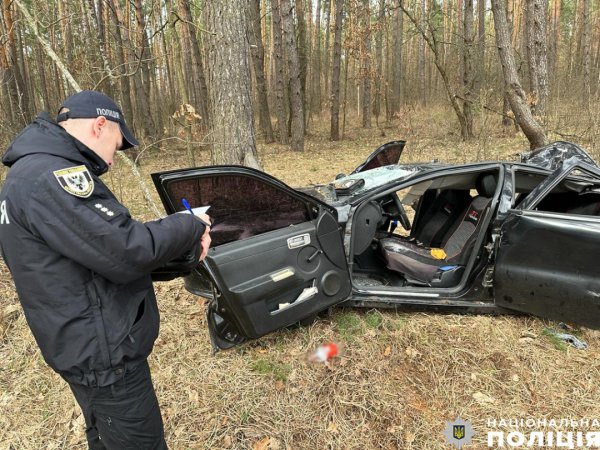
xmin=476 ymin=173 xmax=497 ymax=198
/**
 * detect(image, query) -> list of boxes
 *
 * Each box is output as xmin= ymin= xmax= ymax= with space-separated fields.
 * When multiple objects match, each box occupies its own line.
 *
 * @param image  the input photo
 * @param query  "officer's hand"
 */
xmin=198 ymin=214 xmax=212 ymax=261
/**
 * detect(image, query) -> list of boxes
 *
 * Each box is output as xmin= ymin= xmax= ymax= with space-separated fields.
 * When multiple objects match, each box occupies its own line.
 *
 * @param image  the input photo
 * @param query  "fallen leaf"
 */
xmin=327 ymin=422 xmax=339 ymax=433
xmin=274 ymin=380 xmax=285 ymax=392
xmin=383 ymin=346 xmax=392 ymax=357
xmin=405 ymin=347 xmax=421 ymax=358
xmin=473 ymin=391 xmax=496 ymax=404
xmin=222 ymin=435 xmax=233 ymax=448
xmin=253 ymin=437 xmax=270 ymax=450
xmin=188 ymin=389 xmax=199 ymax=404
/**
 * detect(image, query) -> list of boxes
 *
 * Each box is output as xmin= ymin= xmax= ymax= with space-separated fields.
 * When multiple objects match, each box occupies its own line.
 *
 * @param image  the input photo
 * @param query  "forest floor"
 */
xmin=2 ymin=105 xmax=600 ymax=449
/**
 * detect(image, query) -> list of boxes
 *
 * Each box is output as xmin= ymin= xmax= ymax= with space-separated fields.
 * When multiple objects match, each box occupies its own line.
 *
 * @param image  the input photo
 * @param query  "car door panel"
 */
xmin=494 ymin=159 xmax=600 ymax=329
xmin=495 ymin=211 xmax=600 ymax=329
xmin=152 ymin=166 xmax=352 ymax=345
xmin=205 ymin=216 xmax=351 ymax=339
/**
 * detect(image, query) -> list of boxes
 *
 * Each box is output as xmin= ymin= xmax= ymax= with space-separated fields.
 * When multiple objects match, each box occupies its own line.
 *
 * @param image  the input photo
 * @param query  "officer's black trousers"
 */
xmin=67 ymin=360 xmax=168 ymax=450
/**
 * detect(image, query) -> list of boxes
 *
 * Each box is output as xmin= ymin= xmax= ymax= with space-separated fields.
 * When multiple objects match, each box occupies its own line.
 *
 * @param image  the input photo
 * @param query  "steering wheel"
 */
xmin=392 ymin=194 xmax=411 ymax=230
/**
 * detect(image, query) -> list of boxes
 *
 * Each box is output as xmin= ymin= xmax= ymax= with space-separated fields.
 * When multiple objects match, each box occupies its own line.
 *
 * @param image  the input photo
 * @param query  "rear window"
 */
xmin=166 ymin=175 xmax=311 ymax=246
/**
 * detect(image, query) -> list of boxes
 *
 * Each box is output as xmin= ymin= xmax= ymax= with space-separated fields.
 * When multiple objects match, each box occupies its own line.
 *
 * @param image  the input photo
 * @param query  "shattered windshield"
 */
xmin=335 ymin=165 xmax=422 ymax=196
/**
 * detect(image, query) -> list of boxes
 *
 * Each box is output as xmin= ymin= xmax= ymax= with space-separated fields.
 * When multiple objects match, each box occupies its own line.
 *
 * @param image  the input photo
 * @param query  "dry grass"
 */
xmin=2 ymin=107 xmax=600 ymax=449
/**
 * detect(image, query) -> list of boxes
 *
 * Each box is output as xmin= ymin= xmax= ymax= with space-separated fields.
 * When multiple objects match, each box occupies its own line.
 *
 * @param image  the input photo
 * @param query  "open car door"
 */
xmin=494 ymin=158 xmax=600 ymax=329
xmin=152 ymin=166 xmax=352 ymax=350
xmin=350 ymin=140 xmax=406 ymax=174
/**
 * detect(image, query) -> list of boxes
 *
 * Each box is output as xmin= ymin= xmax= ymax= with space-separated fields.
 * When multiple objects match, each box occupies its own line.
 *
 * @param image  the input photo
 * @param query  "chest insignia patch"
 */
xmin=53 ymin=165 xmax=94 ymax=198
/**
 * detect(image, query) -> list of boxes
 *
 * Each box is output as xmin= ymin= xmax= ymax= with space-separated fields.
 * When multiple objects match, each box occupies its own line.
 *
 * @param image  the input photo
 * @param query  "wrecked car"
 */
xmin=151 ymin=140 xmax=600 ymax=350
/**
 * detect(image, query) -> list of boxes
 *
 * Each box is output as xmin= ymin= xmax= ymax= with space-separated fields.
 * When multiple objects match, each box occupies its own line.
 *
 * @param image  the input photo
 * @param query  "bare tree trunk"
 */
xmin=390 ymin=0 xmax=404 ymax=117
xmin=35 ymin=43 xmax=51 ymax=111
xmin=548 ymin=0 xmax=561 ymax=86
xmin=491 ymin=0 xmax=547 ymax=149
xmin=105 ymin=0 xmax=135 ymax=134
xmin=361 ymin=0 xmax=371 ymax=128
xmin=373 ymin=0 xmax=384 ymax=123
xmin=271 ymin=0 xmax=288 ymax=144
xmin=85 ymin=0 xmax=114 ymax=95
xmin=248 ymin=0 xmax=275 ymax=142
xmin=330 ymin=0 xmax=345 ymax=140
xmin=1 ymin=0 xmax=23 ymax=126
xmin=205 ymin=0 xmax=261 ymax=168
xmin=476 ymin=0 xmax=486 ymax=100
xmin=418 ymin=0 xmax=427 ymax=106
xmin=524 ymin=0 xmax=548 ymax=118
xmin=175 ymin=0 xmax=210 ymax=126
xmin=312 ymin=0 xmax=322 ymax=114
xmin=4 ymin=0 xmax=36 ymax=122
xmin=581 ymin=0 xmax=591 ymax=107
xmin=323 ymin=0 xmax=332 ymax=107
xmin=502 ymin=0 xmax=517 ymax=128
xmin=534 ymin=0 xmax=548 ymax=117
xmin=281 ymin=0 xmax=305 ymax=151
xmin=132 ymin=0 xmax=157 ymax=139
xmin=463 ymin=0 xmax=474 ymax=139
xmin=295 ymin=0 xmax=309 ymax=126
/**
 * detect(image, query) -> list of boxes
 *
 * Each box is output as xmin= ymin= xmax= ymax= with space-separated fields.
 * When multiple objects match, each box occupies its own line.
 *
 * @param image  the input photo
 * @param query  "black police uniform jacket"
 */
xmin=0 ymin=113 xmax=206 ymax=387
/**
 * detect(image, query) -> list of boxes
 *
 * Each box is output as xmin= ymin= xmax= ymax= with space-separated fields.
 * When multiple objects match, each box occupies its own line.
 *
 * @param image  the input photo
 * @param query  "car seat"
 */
xmin=379 ymin=173 xmax=497 ymax=287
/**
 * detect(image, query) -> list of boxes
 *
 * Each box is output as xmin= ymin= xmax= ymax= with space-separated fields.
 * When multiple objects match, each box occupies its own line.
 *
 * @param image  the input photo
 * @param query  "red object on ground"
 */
xmin=308 ymin=343 xmax=339 ymax=362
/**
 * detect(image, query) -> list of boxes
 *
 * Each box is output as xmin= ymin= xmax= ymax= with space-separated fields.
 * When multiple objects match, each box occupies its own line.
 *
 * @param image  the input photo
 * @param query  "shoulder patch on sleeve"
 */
xmin=85 ymin=199 xmax=124 ymax=221
xmin=53 ymin=165 xmax=94 ymax=198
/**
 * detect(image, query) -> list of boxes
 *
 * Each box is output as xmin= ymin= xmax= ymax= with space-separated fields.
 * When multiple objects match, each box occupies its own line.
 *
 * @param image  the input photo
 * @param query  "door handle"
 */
xmin=307 ymin=249 xmax=322 ymax=262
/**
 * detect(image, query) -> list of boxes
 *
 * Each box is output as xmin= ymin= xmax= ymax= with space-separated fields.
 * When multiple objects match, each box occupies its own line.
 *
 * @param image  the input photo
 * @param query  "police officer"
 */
xmin=0 ymin=90 xmax=211 ymax=449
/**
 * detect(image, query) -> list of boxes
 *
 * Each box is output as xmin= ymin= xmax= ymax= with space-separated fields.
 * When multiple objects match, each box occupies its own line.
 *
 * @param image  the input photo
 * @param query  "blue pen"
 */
xmin=182 ymin=198 xmax=212 ymax=228
xmin=182 ymin=198 xmax=194 ymax=215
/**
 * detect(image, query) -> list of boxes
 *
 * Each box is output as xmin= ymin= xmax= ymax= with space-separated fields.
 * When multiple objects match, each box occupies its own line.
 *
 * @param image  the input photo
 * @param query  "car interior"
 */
xmin=513 ymin=168 xmax=600 ymax=214
xmin=350 ymin=169 xmax=500 ymax=289
xmin=350 ymin=165 xmax=600 ymax=291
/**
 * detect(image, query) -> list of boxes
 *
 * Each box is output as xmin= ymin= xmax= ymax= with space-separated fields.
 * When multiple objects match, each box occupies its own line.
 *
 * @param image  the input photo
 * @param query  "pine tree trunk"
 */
xmin=106 ymin=0 xmax=135 ymax=136
xmin=271 ymin=0 xmax=288 ymax=144
xmin=312 ymin=0 xmax=322 ymax=114
xmin=373 ymin=0 xmax=384 ymax=122
xmin=176 ymin=0 xmax=210 ymax=127
xmin=295 ymin=0 xmax=308 ymax=126
xmin=133 ymin=0 xmax=157 ymax=138
xmin=418 ymin=0 xmax=427 ymax=106
xmin=205 ymin=0 xmax=261 ymax=168
xmin=361 ymin=0 xmax=371 ymax=128
xmin=323 ymin=0 xmax=332 ymax=107
xmin=491 ymin=0 xmax=547 ymax=149
xmin=524 ymin=0 xmax=548 ymax=117
xmin=281 ymin=0 xmax=305 ymax=151
xmin=476 ymin=0 xmax=486 ymax=100
xmin=463 ymin=0 xmax=474 ymax=139
xmin=1 ymin=0 xmax=23 ymax=126
xmin=330 ymin=0 xmax=345 ymax=140
xmin=248 ymin=0 xmax=274 ymax=142
xmin=581 ymin=0 xmax=591 ymax=106
xmin=390 ymin=0 xmax=404 ymax=117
